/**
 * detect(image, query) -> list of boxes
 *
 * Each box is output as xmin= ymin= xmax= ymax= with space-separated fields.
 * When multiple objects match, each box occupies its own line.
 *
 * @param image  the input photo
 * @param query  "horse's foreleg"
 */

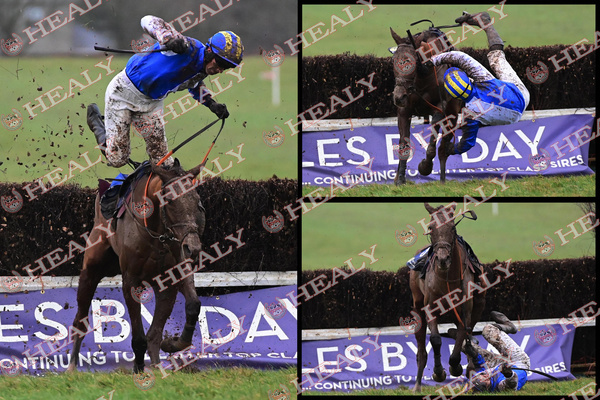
xmin=430 ymin=322 xmax=447 ymax=382
xmin=439 ymin=137 xmax=450 ymax=183
xmin=418 ymin=127 xmax=437 ymax=177
xmin=160 ymin=276 xmax=200 ymax=354
xmin=394 ymin=108 xmax=411 ymax=185
xmin=412 ymin=306 xmax=428 ymax=393
xmin=122 ymin=279 xmax=147 ymax=373
xmin=450 ymin=323 xmax=467 ymax=377
xmin=146 ymin=285 xmax=177 ymax=365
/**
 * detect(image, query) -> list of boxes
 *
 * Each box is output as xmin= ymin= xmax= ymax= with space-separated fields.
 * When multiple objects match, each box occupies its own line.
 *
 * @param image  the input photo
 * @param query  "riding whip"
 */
xmin=510 ymin=367 xmax=558 ymax=381
xmin=93 ymin=45 xmax=167 ymax=54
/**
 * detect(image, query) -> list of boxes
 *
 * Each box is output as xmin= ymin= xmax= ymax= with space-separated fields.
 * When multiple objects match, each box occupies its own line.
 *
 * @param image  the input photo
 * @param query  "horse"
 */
xmin=390 ymin=27 xmax=462 ymax=185
xmin=67 ymin=160 xmax=206 ymax=373
xmin=409 ymin=203 xmax=485 ymax=393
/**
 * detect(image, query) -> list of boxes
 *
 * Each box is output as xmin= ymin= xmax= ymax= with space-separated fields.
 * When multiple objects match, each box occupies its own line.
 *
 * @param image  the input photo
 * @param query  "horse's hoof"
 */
xmin=433 ymin=369 xmax=447 ymax=382
xmin=133 ymin=363 xmax=145 ymax=374
xmin=412 ymin=385 xmax=422 ymax=394
xmin=418 ymin=159 xmax=433 ymax=176
xmin=450 ymin=364 xmax=463 ymax=377
xmin=394 ymin=176 xmax=406 ymax=185
xmin=160 ymin=337 xmax=192 ymax=353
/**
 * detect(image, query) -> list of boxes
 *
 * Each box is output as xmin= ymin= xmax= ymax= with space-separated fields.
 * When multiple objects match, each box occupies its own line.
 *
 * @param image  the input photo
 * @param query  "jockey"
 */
xmin=452 ymin=311 xmax=530 ymax=392
xmin=87 ymin=15 xmax=243 ymax=168
xmin=428 ymin=11 xmax=530 ymax=156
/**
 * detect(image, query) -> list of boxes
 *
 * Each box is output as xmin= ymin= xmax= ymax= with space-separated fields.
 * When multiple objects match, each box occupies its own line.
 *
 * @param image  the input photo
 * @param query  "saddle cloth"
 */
xmin=99 ymin=161 xmax=151 ymax=220
xmin=409 ymin=235 xmax=481 ymax=279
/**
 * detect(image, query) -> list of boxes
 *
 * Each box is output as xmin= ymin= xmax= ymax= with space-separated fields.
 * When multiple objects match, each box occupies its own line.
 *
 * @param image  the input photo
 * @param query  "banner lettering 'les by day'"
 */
xmin=0 ymin=286 xmax=296 ymax=374
xmin=302 ymin=114 xmax=594 ymax=186
xmin=301 ymin=325 xmax=575 ymax=393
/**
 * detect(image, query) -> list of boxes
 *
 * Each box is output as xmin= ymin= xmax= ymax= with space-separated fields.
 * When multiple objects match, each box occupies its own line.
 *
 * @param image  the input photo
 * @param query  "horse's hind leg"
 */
xmin=438 ymin=136 xmax=450 ymax=183
xmin=67 ymin=239 xmax=118 ymax=373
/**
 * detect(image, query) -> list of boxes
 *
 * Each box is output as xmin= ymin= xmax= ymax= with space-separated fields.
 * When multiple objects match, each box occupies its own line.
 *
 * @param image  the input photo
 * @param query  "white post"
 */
xmin=492 ymin=203 xmax=498 ymax=216
xmin=272 ymin=66 xmax=280 ymax=106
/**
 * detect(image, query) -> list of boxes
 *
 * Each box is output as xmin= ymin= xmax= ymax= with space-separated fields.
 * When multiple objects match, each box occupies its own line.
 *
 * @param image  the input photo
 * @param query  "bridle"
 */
xmin=127 ymin=173 xmax=202 ymax=249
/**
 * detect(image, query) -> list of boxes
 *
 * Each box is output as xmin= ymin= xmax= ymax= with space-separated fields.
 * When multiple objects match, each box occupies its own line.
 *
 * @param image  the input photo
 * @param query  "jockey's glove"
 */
xmin=165 ymin=37 xmax=188 ymax=54
xmin=209 ymin=101 xmax=229 ymax=119
xmin=501 ymin=363 xmax=514 ymax=378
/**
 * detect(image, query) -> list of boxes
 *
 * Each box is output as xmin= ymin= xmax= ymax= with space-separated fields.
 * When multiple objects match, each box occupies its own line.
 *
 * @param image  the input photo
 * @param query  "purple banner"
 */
xmin=302 ymin=114 xmax=594 ymax=185
xmin=0 ymin=285 xmax=296 ymax=375
xmin=301 ymin=325 xmax=575 ymax=393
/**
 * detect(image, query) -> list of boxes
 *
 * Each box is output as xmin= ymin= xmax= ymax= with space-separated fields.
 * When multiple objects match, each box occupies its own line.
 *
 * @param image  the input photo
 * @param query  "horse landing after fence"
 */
xmin=68 ymin=159 xmax=207 ymax=374
xmin=409 ymin=203 xmax=485 ymax=393
xmin=390 ymin=25 xmax=462 ymax=185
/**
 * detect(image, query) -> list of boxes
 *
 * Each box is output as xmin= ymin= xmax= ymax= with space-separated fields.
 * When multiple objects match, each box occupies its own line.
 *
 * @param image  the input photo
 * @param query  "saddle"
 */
xmin=413 ymin=235 xmax=481 ymax=280
xmin=99 ymin=161 xmax=152 ymax=221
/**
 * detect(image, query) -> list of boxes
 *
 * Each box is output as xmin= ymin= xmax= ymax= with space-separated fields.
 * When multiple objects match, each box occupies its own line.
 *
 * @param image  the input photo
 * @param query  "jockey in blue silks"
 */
xmin=429 ymin=11 xmax=530 ymax=155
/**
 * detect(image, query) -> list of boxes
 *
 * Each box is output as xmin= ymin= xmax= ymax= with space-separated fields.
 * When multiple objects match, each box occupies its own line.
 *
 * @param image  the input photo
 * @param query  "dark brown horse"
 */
xmin=390 ymin=28 xmax=462 ymax=185
xmin=67 ymin=160 xmax=206 ymax=373
xmin=409 ymin=203 xmax=485 ymax=393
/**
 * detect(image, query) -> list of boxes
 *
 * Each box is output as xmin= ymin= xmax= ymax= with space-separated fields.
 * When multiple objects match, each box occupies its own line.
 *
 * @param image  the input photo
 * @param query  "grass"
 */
xmin=302 ymin=376 xmax=595 ymax=396
xmin=302 ymin=202 xmax=595 ymax=271
xmin=302 ymin=174 xmax=595 ymax=197
xmin=302 ymin=4 xmax=596 ymax=56
xmin=0 ymin=55 xmax=297 ymax=187
xmin=0 ymin=366 xmax=297 ymax=400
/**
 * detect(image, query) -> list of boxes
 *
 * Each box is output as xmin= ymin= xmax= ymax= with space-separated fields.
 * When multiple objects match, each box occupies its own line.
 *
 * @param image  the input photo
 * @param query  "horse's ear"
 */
xmin=151 ymin=163 xmax=172 ymax=182
xmin=449 ymin=203 xmax=457 ymax=213
xmin=390 ymin=27 xmax=403 ymax=45
xmin=186 ymin=162 xmax=205 ymax=179
xmin=424 ymin=202 xmax=436 ymax=214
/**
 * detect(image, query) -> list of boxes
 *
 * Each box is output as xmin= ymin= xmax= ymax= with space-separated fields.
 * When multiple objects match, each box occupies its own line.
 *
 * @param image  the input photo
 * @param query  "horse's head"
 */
xmin=424 ymin=202 xmax=457 ymax=272
xmin=150 ymin=159 xmax=206 ymax=262
xmin=390 ymin=28 xmax=420 ymax=108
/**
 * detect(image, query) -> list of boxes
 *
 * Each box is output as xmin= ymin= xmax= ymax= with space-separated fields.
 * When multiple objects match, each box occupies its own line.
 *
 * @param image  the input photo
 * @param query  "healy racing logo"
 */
xmin=133 ymin=367 xmax=156 ymax=391
xmin=2 ymin=108 xmax=23 ymax=131
xmin=262 ymin=45 xmax=285 ymax=67
xmin=526 ymin=61 xmax=549 ymax=85
xmin=528 ymin=148 xmax=551 ymax=172
xmin=393 ymin=137 xmax=415 ymax=161
xmin=399 ymin=310 xmax=422 ymax=336
xmin=394 ymin=52 xmax=417 ymax=76
xmin=131 ymin=196 xmax=154 ymax=219
xmin=0 ymin=358 xmax=22 ymax=377
xmin=532 ymin=235 xmax=555 ymax=257
xmin=396 ymin=224 xmax=418 ymax=247
xmin=534 ymin=324 xmax=557 ymax=347
xmin=0 ymin=273 xmax=24 ymax=293
xmin=268 ymin=384 xmax=291 ymax=400
xmin=262 ymin=210 xmax=284 ymax=233
xmin=264 ymin=299 xmax=287 ymax=320
xmin=1 ymin=188 xmax=24 ymax=213
xmin=131 ymin=33 xmax=157 ymax=53
xmin=263 ymin=126 xmax=285 ymax=148
xmin=1 ymin=33 xmax=24 ymax=56
xmin=131 ymin=281 xmax=154 ymax=304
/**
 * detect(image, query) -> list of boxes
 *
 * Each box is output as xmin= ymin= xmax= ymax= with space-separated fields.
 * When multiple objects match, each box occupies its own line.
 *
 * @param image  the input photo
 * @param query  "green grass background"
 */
xmin=0 ymin=367 xmax=297 ymax=400
xmin=302 ymin=202 xmax=595 ymax=271
xmin=0 ymin=56 xmax=297 ymax=187
xmin=302 ymin=4 xmax=596 ymax=56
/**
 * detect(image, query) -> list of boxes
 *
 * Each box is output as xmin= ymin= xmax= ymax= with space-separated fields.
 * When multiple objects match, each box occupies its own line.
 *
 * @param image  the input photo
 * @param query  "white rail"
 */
xmin=0 ymin=271 xmax=296 ymax=292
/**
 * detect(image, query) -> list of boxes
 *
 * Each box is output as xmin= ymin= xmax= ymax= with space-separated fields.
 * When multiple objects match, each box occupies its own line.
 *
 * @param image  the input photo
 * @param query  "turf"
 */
xmin=301 ymin=174 xmax=595 ymax=197
xmin=301 ymin=202 xmax=595 ymax=271
xmin=301 ymin=4 xmax=596 ymax=56
xmin=301 ymin=376 xmax=595 ymax=396
xmin=0 ymin=366 xmax=297 ymax=400
xmin=0 ymin=55 xmax=297 ymax=187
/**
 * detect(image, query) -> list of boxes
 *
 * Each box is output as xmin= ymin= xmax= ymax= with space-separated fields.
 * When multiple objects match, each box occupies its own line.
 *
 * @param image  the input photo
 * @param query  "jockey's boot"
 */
xmin=87 ymin=103 xmax=107 ymax=157
xmin=456 ymin=11 xmax=504 ymax=51
xmin=490 ymin=311 xmax=517 ymax=334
